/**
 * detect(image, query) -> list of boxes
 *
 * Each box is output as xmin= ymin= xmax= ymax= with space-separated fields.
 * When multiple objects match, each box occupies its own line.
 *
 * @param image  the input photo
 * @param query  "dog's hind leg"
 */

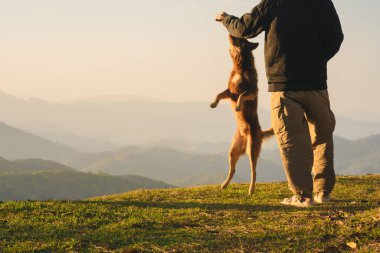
xmin=221 ymin=131 xmax=246 ymax=190
xmin=247 ymin=126 xmax=263 ymax=195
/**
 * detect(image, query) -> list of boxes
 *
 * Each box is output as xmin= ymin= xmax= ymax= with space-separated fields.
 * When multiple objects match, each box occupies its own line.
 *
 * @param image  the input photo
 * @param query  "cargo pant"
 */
xmin=270 ymin=90 xmax=336 ymax=200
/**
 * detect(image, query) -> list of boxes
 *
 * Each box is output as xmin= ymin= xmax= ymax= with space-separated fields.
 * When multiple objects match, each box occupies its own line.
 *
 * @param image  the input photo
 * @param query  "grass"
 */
xmin=0 ymin=175 xmax=379 ymax=252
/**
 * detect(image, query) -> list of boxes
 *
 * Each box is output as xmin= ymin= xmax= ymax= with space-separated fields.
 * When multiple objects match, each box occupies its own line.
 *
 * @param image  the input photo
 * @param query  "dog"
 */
xmin=210 ymin=35 xmax=274 ymax=195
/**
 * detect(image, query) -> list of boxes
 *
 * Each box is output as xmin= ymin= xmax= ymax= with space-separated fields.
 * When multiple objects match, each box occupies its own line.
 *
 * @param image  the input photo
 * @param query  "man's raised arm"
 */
xmin=215 ymin=0 xmax=277 ymax=39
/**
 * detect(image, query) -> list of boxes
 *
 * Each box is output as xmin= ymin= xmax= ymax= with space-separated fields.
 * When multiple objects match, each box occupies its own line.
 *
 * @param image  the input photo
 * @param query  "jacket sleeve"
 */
xmin=323 ymin=0 xmax=344 ymax=60
xmin=222 ymin=0 xmax=277 ymax=39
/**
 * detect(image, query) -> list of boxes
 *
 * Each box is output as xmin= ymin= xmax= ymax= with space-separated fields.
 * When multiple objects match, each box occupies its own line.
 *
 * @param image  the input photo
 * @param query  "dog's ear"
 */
xmin=249 ymin=42 xmax=259 ymax=51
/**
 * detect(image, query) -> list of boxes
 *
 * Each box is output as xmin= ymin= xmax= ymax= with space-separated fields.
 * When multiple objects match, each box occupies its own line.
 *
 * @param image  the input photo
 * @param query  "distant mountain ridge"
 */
xmin=0 ymin=121 xmax=75 ymax=160
xmin=0 ymin=119 xmax=378 ymax=187
xmin=12 ymin=159 xmax=76 ymax=172
xmin=0 ymin=171 xmax=173 ymax=201
xmin=59 ymin=146 xmax=285 ymax=186
xmin=334 ymin=135 xmax=380 ymax=174
xmin=0 ymin=91 xmax=379 ymax=152
xmin=59 ymin=134 xmax=380 ymax=187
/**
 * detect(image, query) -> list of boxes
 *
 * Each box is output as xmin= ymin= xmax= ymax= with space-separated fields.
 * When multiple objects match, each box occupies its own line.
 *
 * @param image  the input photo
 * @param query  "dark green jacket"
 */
xmin=222 ymin=0 xmax=344 ymax=92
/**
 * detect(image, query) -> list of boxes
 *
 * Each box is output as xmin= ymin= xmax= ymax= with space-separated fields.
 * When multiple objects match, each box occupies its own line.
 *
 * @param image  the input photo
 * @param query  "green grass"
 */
xmin=0 ymin=175 xmax=379 ymax=252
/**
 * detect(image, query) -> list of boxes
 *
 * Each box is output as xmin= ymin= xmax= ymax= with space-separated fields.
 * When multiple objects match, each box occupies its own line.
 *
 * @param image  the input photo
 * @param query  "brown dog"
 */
xmin=210 ymin=35 xmax=274 ymax=195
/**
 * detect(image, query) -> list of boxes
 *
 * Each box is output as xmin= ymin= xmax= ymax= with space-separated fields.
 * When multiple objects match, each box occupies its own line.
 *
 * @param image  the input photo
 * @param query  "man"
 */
xmin=216 ymin=0 xmax=344 ymax=207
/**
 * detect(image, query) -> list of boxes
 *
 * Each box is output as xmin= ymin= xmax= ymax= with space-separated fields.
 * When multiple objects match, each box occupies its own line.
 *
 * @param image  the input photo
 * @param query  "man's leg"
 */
xmin=271 ymin=92 xmax=314 ymax=201
xmin=305 ymin=90 xmax=336 ymax=199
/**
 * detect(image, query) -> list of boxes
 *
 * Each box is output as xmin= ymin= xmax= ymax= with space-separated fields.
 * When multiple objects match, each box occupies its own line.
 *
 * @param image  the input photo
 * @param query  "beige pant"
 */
xmin=270 ymin=90 xmax=336 ymax=199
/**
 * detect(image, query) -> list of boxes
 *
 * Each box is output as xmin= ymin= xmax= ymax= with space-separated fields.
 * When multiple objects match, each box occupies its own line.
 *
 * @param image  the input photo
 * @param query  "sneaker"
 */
xmin=313 ymin=194 xmax=331 ymax=204
xmin=281 ymin=195 xmax=313 ymax=208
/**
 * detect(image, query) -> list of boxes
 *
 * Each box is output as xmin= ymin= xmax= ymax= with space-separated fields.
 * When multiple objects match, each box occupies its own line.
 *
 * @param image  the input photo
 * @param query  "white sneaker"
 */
xmin=281 ymin=195 xmax=313 ymax=208
xmin=314 ymin=194 xmax=331 ymax=204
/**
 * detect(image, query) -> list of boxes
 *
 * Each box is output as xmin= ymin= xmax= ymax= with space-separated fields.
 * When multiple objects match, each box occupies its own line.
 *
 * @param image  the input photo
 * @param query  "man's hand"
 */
xmin=215 ymin=12 xmax=229 ymax=22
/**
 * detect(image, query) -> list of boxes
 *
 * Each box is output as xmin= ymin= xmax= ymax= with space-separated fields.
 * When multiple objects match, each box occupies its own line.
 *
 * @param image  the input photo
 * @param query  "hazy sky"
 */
xmin=1 ymin=0 xmax=379 ymax=120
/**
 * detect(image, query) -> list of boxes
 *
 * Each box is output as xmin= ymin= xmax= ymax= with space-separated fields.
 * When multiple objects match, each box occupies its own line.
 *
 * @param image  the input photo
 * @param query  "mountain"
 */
xmin=120 ymin=174 xmax=175 ymax=189
xmin=0 ymin=157 xmax=21 ymax=172
xmin=255 ymin=134 xmax=380 ymax=176
xmin=140 ymin=138 xmax=277 ymax=155
xmin=334 ymin=135 xmax=380 ymax=175
xmin=0 ymin=171 xmax=173 ymax=201
xmin=57 ymin=134 xmax=380 ymax=187
xmin=12 ymin=159 xmax=76 ymax=172
xmin=0 ymin=121 xmax=75 ymax=160
xmin=16 ymin=120 xmax=120 ymax=152
xmin=59 ymin=146 xmax=286 ymax=186
xmin=0 ymin=157 xmax=75 ymax=173
xmin=0 ymin=157 xmax=172 ymax=201
xmin=0 ymin=113 xmax=377 ymax=187
xmin=0 ymin=91 xmax=379 ymax=152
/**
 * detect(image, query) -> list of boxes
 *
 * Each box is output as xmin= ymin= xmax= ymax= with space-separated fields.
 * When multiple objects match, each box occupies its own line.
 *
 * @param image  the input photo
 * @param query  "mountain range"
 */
xmin=58 ymin=146 xmax=285 ymax=186
xmin=1 ymin=91 xmax=379 ymax=152
xmin=0 ymin=90 xmax=378 ymax=191
xmin=57 ymin=134 xmax=379 ymax=186
xmin=0 ymin=119 xmax=378 ymax=188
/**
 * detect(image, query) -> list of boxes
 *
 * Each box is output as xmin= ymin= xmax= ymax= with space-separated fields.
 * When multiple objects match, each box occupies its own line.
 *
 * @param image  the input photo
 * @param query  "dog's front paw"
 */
xmin=210 ymin=102 xmax=218 ymax=108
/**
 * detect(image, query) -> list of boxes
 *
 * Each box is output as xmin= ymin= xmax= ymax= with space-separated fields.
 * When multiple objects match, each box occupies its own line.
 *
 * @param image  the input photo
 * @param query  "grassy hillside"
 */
xmin=0 ymin=175 xmax=378 ymax=252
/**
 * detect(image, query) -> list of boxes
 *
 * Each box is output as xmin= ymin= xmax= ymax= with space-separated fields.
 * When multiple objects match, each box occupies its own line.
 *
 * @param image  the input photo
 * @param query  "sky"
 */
xmin=0 ymin=0 xmax=379 ymax=121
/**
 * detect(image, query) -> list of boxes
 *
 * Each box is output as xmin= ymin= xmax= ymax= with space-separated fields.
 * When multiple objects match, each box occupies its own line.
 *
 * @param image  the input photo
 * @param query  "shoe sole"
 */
xmin=280 ymin=201 xmax=313 ymax=208
xmin=313 ymin=198 xmax=331 ymax=204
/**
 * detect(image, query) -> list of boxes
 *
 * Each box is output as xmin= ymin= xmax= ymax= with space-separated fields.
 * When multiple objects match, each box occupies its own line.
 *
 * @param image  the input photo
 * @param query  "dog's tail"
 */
xmin=262 ymin=128 xmax=274 ymax=140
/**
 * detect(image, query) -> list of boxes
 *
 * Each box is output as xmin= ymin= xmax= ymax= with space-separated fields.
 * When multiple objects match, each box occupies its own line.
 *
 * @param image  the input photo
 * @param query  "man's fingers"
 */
xmin=215 ymin=14 xmax=223 ymax=22
xmin=215 ymin=12 xmax=228 ymax=22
